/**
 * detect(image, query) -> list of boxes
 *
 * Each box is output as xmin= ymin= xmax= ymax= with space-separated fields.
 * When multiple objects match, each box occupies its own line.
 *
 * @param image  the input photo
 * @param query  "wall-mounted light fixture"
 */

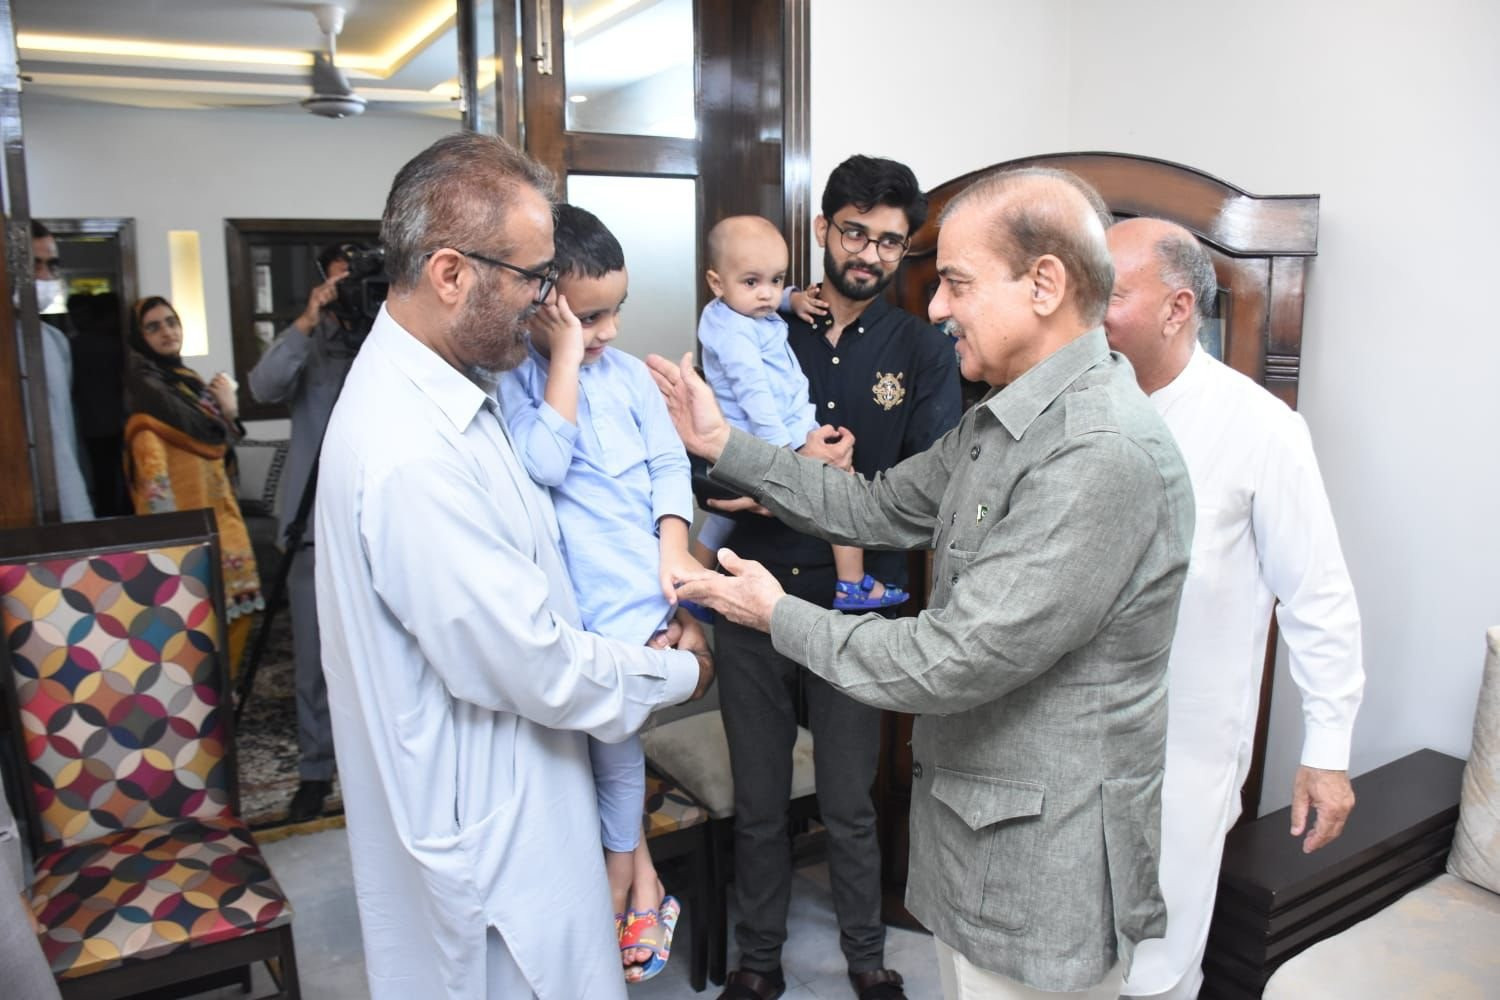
xmin=167 ymin=230 xmax=209 ymax=357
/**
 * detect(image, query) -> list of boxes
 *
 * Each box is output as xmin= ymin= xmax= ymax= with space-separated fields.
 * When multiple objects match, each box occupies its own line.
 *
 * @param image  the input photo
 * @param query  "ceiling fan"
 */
xmin=302 ymin=4 xmax=366 ymax=118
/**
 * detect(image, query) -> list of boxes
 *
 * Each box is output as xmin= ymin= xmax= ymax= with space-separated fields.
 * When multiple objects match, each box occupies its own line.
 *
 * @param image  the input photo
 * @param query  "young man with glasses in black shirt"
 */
xmin=708 ymin=155 xmax=961 ymax=1000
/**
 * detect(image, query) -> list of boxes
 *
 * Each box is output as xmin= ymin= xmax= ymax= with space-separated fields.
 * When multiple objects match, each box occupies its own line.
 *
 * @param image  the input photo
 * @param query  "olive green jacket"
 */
xmin=711 ymin=328 xmax=1194 ymax=991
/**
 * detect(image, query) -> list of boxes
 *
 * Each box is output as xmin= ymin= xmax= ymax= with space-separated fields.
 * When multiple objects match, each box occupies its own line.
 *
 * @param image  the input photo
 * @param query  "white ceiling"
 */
xmin=12 ymin=0 xmax=693 ymax=119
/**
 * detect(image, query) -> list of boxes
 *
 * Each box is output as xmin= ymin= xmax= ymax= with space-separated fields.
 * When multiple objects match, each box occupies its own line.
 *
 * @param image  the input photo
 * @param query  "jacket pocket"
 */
xmin=930 ymin=766 xmax=1045 ymax=932
xmin=1100 ymin=775 xmax=1167 ymax=956
xmin=929 ymin=546 xmax=977 ymax=610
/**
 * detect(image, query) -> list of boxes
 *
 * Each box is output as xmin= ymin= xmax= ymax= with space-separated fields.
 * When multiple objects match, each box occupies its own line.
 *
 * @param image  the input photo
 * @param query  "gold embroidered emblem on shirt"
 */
xmin=871 ymin=371 xmax=906 ymax=411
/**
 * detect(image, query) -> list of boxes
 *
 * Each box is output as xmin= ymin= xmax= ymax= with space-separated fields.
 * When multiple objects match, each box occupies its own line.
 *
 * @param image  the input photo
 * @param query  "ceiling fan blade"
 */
xmin=308 ymin=51 xmax=354 ymax=97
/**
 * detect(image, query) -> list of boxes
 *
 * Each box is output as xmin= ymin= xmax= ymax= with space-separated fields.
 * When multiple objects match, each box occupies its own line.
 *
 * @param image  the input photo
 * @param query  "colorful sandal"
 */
xmin=618 ymin=895 xmax=681 ymax=984
xmin=833 ymin=574 xmax=909 ymax=611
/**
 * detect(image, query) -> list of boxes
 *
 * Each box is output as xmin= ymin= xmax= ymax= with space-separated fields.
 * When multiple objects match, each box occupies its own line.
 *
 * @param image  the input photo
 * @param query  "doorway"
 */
xmin=466 ymin=0 xmax=809 ymax=362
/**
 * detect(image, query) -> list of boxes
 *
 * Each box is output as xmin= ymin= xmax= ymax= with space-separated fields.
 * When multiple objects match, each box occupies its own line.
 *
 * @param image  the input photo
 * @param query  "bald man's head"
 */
xmin=942 ymin=167 xmax=1115 ymax=326
xmin=1104 ymin=217 xmax=1217 ymax=392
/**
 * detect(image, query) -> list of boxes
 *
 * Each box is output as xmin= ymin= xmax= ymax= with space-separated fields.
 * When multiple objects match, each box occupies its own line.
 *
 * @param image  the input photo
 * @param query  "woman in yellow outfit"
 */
xmin=124 ymin=296 xmax=264 ymax=672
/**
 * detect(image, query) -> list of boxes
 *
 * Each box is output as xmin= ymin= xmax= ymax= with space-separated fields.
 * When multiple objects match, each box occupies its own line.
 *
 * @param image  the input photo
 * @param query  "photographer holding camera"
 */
xmin=248 ymin=243 xmax=361 ymax=822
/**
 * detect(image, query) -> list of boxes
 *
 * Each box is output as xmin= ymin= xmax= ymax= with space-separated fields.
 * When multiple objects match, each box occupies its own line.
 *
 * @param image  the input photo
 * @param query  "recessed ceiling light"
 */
xmin=569 ymin=94 xmax=588 ymax=103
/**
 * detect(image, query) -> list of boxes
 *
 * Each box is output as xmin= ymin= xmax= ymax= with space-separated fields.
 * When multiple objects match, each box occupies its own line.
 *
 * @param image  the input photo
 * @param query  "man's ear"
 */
xmin=705 ymin=268 xmax=725 ymax=299
xmin=813 ymin=215 xmax=829 ymax=249
xmin=1162 ymin=288 xmax=1196 ymax=339
xmin=1030 ymin=254 xmax=1066 ymax=318
xmin=425 ymin=249 xmax=468 ymax=306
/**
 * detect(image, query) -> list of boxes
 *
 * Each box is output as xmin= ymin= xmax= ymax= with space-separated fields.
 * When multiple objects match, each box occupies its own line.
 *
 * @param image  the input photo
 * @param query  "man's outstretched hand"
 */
xmin=646 ymin=352 xmax=732 ymax=462
xmin=1290 ymin=765 xmax=1355 ymax=853
xmin=673 ymin=548 xmax=786 ymax=634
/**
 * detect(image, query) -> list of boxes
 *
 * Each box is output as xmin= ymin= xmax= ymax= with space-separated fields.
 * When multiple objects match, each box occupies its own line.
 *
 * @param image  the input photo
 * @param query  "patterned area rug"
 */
xmin=236 ymin=609 xmax=342 ymax=829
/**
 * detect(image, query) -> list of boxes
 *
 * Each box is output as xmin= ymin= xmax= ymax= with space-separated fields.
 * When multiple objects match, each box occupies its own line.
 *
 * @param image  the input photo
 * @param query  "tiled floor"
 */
xmin=211 ymin=826 xmax=942 ymax=999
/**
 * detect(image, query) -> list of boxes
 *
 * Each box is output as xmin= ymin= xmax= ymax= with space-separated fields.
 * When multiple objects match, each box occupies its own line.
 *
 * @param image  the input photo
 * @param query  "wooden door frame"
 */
xmin=1 ymin=0 xmax=46 ymax=525
xmin=496 ymin=0 xmax=808 ymax=312
xmin=38 ymin=216 xmax=138 ymax=344
xmin=223 ymin=218 xmax=380 ymax=423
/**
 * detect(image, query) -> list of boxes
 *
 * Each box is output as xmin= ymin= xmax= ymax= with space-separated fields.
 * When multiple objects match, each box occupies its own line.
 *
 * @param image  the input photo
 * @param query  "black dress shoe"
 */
xmin=850 ymin=968 xmax=905 ymax=1000
xmin=716 ymin=968 xmax=785 ymax=1000
xmin=287 ymin=779 xmax=332 ymax=822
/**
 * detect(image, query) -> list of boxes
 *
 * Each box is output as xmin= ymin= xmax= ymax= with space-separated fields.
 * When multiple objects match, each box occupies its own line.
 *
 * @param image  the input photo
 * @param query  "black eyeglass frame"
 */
xmin=452 ymin=249 xmax=559 ymax=303
xmin=827 ymin=220 xmax=911 ymax=262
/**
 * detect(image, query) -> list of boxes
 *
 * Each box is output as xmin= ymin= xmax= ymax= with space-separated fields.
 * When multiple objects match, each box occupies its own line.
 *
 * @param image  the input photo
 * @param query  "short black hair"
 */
xmin=317 ymin=243 xmax=354 ymax=276
xmin=821 ymin=155 xmax=928 ymax=234
xmin=30 ymin=219 xmax=51 ymax=240
xmin=553 ymin=203 xmax=624 ymax=279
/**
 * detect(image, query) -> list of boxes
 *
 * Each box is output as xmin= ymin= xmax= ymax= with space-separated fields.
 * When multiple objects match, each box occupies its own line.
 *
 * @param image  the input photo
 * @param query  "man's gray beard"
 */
xmin=456 ymin=301 xmax=531 ymax=376
xmin=823 ymin=247 xmax=895 ymax=302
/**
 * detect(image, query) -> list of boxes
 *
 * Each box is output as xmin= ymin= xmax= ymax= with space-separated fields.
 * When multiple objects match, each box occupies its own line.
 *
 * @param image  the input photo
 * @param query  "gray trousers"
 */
xmin=288 ymin=543 xmax=335 ymax=781
xmin=716 ymin=610 xmax=885 ymax=975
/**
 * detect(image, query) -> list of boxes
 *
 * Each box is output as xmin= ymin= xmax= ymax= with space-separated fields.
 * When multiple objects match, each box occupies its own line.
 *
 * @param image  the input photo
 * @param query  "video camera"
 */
xmin=322 ymin=243 xmax=389 ymax=348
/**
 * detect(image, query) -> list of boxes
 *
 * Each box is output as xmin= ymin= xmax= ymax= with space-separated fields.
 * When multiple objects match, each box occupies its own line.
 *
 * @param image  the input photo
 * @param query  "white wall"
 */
xmin=808 ymin=0 xmax=1072 ymax=275
xmin=811 ymin=0 xmax=1500 ymax=812
xmin=23 ymin=96 xmax=454 ymax=433
xmin=565 ymin=174 xmax=700 ymax=364
xmin=1067 ymin=0 xmax=1500 ymax=810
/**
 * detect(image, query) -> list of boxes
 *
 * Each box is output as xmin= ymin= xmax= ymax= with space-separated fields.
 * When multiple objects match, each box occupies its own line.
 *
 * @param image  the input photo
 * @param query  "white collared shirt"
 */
xmin=314 ymin=305 xmax=698 ymax=999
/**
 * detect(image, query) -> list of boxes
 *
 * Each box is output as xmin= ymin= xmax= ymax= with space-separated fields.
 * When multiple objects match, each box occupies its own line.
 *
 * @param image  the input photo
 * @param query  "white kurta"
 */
xmin=314 ymin=306 xmax=700 ymax=1000
xmin=1124 ymin=346 xmax=1364 ymax=996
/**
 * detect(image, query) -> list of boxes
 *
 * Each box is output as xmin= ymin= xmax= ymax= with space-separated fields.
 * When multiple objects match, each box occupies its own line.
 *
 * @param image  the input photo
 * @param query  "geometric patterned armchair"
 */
xmin=0 ymin=510 xmax=300 ymax=998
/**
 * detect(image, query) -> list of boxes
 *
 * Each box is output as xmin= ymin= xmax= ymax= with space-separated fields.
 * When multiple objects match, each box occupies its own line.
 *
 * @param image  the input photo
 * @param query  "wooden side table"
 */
xmin=1202 ymin=749 xmax=1465 ymax=998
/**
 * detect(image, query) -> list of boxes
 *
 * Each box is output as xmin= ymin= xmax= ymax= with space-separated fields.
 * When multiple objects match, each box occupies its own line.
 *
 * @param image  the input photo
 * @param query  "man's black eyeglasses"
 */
xmin=828 ymin=220 xmax=910 ymax=262
xmin=454 ymin=249 xmax=559 ymax=304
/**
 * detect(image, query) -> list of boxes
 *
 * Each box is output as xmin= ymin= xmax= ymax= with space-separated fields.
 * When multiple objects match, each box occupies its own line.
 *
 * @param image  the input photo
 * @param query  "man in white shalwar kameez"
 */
xmin=315 ymin=134 xmax=710 ymax=1000
xmin=1105 ymin=218 xmax=1365 ymax=1000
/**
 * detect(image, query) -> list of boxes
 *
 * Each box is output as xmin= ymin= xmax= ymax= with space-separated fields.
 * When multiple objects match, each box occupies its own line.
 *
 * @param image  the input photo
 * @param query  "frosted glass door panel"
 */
xmin=564 ymin=174 xmax=697 ymax=363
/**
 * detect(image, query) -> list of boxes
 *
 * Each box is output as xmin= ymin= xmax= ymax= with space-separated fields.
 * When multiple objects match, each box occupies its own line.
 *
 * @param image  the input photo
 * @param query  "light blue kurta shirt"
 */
xmin=500 ymin=341 xmax=693 ymax=644
xmin=697 ymin=298 xmax=818 ymax=448
xmin=315 ymin=306 xmax=699 ymax=999
xmin=499 ymin=341 xmax=694 ymax=851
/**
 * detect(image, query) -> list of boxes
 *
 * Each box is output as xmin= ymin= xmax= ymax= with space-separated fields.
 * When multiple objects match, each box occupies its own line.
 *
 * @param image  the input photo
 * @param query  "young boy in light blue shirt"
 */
xmin=696 ymin=214 xmax=907 ymax=610
xmin=500 ymin=204 xmax=704 ymax=982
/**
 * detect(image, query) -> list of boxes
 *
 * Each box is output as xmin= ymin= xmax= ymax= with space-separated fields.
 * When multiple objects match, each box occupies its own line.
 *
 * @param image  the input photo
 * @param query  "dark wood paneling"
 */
xmin=563 ymin=132 xmax=698 ymax=177
xmin=697 ymin=0 xmax=784 ymax=313
xmin=2 ymin=5 xmax=53 ymax=524
xmin=494 ymin=1 xmax=521 ymax=146
xmin=781 ymin=0 xmax=812 ymax=287
xmin=913 ymin=152 xmax=1318 ymax=257
xmin=519 ymin=0 xmax=567 ymax=180
xmin=0 ymin=221 xmax=36 ymax=528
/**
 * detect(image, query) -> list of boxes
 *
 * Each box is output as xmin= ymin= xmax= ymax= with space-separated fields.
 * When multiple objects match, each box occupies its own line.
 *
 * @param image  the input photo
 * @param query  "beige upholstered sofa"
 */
xmin=1264 ymin=627 xmax=1500 ymax=998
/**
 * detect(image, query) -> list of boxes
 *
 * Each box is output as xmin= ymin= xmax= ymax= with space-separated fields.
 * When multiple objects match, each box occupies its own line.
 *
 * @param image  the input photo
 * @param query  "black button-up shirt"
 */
xmin=726 ymin=296 xmax=962 ymax=603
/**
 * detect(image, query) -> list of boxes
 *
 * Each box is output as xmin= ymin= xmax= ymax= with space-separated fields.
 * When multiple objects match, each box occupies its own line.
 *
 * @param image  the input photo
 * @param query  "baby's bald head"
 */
xmin=706 ymin=215 xmax=789 ymax=319
xmin=707 ymin=215 xmax=786 ymax=273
